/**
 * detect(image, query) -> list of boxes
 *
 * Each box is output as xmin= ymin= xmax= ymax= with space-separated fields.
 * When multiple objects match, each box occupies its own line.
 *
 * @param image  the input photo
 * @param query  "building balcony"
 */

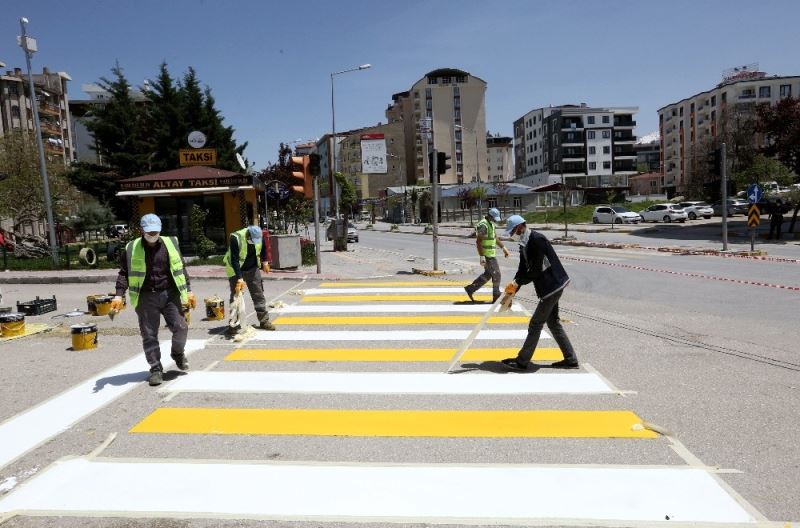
xmin=613 ymin=119 xmax=636 ymax=127
xmin=45 ymin=144 xmax=64 ymax=155
xmin=613 ymin=135 xmax=637 ymax=143
xmin=39 ymin=122 xmax=61 ymax=136
xmin=38 ymin=102 xmax=60 ymax=116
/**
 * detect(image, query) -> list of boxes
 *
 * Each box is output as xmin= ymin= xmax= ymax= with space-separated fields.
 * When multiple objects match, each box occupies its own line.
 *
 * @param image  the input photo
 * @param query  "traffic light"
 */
xmin=289 ymin=155 xmax=313 ymax=198
xmin=308 ymin=153 xmax=321 ymax=177
xmin=437 ymin=152 xmax=452 ymax=176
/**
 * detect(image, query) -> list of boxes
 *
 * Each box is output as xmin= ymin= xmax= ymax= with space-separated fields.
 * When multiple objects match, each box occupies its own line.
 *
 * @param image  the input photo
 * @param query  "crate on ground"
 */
xmin=16 ymin=295 xmax=57 ymax=316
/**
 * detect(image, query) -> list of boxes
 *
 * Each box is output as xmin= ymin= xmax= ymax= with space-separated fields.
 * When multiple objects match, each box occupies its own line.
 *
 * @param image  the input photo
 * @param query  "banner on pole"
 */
xmin=360 ymin=134 xmax=387 ymax=174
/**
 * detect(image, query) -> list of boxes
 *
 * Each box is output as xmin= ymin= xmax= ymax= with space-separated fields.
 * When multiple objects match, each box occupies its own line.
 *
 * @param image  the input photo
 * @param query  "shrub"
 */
xmin=300 ymin=237 xmax=316 ymax=265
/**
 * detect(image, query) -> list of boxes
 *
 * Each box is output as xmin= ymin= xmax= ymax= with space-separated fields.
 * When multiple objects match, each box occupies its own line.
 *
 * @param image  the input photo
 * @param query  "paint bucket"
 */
xmin=86 ymin=295 xmax=98 ymax=315
xmin=93 ymin=296 xmax=114 ymax=316
xmin=204 ymin=296 xmax=224 ymax=320
xmin=71 ymin=323 xmax=98 ymax=350
xmin=0 ymin=312 xmax=25 ymax=337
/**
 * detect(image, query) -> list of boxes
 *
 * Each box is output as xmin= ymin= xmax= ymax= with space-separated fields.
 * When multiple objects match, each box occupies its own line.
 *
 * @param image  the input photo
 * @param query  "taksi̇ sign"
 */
xmin=179 ymin=148 xmax=217 ymax=166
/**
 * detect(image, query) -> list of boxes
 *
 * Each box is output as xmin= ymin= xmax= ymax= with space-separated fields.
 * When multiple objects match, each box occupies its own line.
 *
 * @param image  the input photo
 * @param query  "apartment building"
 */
xmin=386 ymin=68 xmax=487 ymax=185
xmin=0 ymin=66 xmax=75 ymax=165
xmin=514 ymin=104 xmax=638 ymax=189
xmin=486 ymin=135 xmax=513 ymax=182
xmin=658 ymin=68 xmax=800 ymax=196
xmin=634 ymin=132 xmax=661 ymax=173
xmin=338 ymin=121 xmax=405 ymax=200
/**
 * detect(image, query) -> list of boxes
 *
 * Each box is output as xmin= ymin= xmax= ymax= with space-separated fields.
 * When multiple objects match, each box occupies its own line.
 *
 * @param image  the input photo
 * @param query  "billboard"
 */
xmin=360 ymin=134 xmax=387 ymax=174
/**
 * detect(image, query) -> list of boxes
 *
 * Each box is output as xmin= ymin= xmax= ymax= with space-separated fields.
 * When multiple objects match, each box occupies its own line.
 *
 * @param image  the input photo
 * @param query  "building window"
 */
xmin=455 ymin=130 xmax=462 ymax=140
xmin=780 ymin=84 xmax=792 ymax=97
xmin=428 ymin=77 xmax=437 ymax=85
xmin=442 ymin=77 xmax=451 ymax=85
xmin=588 ymin=146 xmax=596 ymax=155
xmin=602 ymin=115 xmax=609 ymax=123
xmin=722 ymin=92 xmax=727 ymax=103
xmin=603 ymin=161 xmax=611 ymax=170
xmin=602 ymin=130 xmax=611 ymax=138
xmin=588 ymin=116 xmax=595 ymax=124
xmin=453 ymin=86 xmax=460 ymax=96
xmin=589 ymin=162 xmax=596 ymax=170
xmin=740 ymin=88 xmax=755 ymax=99
xmin=759 ymin=86 xmax=771 ymax=98
xmin=425 ymin=88 xmax=432 ymax=98
xmin=11 ymin=106 xmax=21 ymax=118
xmin=513 ymin=196 xmax=522 ymax=208
xmin=588 ymin=131 xmax=596 ymax=139
xmin=711 ymin=95 xmax=716 ymax=106
xmin=680 ymin=107 xmax=684 ymax=117
xmin=413 ymin=91 xmax=419 ymax=99
xmin=453 ymin=96 xmax=461 ymax=108
xmin=603 ymin=146 xmax=610 ymax=154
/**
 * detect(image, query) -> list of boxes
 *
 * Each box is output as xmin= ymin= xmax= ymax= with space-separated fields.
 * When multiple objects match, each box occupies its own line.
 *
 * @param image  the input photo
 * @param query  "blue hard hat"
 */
xmin=505 ymin=214 xmax=526 ymax=234
xmin=140 ymin=214 xmax=162 ymax=232
xmin=488 ymin=208 xmax=501 ymax=222
xmin=247 ymin=225 xmax=263 ymax=243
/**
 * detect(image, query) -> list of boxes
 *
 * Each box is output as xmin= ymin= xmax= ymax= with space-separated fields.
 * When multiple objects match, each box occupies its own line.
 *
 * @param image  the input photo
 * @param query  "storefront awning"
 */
xmin=117 ymin=185 xmax=254 ymax=197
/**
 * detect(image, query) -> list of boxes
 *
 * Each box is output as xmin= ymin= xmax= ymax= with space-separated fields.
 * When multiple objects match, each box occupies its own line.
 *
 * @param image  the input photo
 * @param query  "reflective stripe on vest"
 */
xmin=477 ymin=218 xmax=496 ymax=258
xmin=223 ymin=228 xmax=263 ymax=278
xmin=126 ymin=236 xmax=188 ymax=308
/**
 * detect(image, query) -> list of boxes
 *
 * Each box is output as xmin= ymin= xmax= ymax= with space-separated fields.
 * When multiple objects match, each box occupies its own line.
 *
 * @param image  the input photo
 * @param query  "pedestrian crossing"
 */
xmin=0 ymin=279 xmax=760 ymax=524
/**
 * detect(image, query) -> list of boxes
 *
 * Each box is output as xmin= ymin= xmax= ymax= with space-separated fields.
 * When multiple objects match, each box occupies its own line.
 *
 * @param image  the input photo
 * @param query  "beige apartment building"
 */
xmin=0 ymin=66 xmax=75 ymax=165
xmin=386 ymin=68 xmax=487 ymax=185
xmin=486 ymin=135 xmax=513 ymax=182
xmin=338 ymin=121 xmax=405 ymax=200
xmin=658 ymin=68 xmax=800 ymax=196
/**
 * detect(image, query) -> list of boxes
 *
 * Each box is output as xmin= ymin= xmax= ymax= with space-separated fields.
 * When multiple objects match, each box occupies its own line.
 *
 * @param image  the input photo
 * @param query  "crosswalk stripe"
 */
xmin=302 ymin=294 xmax=492 ymax=302
xmin=0 ymin=458 xmax=754 ymax=523
xmin=161 ymin=371 xmax=615 ymax=395
xmin=272 ymin=315 xmax=529 ymax=325
xmin=131 ymin=408 xmax=656 ymax=438
xmin=250 ymin=329 xmax=546 ymax=341
xmin=320 ymin=281 xmax=472 ymax=287
xmin=276 ymin=304 xmax=525 ymax=313
xmin=304 ymin=287 xmax=490 ymax=294
xmin=225 ymin=347 xmax=564 ymax=362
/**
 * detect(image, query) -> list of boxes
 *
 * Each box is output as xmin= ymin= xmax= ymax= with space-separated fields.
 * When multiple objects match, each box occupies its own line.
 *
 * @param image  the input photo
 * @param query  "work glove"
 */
xmin=261 ymin=262 xmax=270 ymax=274
xmin=504 ymin=280 xmax=519 ymax=296
xmin=235 ymin=278 xmax=245 ymax=294
xmin=110 ymin=296 xmax=125 ymax=314
xmin=502 ymin=247 xmax=510 ymax=258
xmin=187 ymin=292 xmax=197 ymax=310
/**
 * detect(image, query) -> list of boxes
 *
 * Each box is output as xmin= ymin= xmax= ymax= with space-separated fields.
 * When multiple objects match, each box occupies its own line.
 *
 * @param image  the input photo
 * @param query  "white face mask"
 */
xmin=518 ymin=229 xmax=531 ymax=247
xmin=143 ymin=234 xmax=160 ymax=244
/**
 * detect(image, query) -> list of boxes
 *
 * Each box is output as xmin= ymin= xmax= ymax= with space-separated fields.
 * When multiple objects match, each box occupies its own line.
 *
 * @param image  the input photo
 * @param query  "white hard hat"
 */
xmin=505 ymin=214 xmax=526 ymax=234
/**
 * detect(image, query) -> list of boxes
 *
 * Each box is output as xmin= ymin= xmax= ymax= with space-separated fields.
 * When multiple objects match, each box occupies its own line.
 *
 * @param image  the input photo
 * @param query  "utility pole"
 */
xmin=432 ymin=148 xmax=439 ymax=271
xmin=562 ymin=170 xmax=568 ymax=238
xmin=721 ymin=143 xmax=728 ymax=251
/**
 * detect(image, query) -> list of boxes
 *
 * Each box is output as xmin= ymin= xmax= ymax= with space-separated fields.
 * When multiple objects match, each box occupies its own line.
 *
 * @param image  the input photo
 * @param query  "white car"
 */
xmin=639 ymin=204 xmax=688 ymax=223
xmin=678 ymin=201 xmax=714 ymax=220
xmin=592 ymin=206 xmax=641 ymax=224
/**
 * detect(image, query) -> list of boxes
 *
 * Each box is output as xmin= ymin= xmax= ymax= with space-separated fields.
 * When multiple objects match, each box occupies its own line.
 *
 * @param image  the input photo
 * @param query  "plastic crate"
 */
xmin=16 ymin=295 xmax=57 ymax=316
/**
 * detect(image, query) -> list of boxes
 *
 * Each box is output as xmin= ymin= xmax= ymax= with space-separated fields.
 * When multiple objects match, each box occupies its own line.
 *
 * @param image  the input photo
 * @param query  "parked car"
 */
xmin=326 ymin=221 xmax=358 ymax=242
xmin=592 ymin=206 xmax=641 ymax=224
xmin=639 ymin=204 xmax=688 ymax=223
xmin=678 ymin=201 xmax=714 ymax=220
xmin=711 ymin=199 xmax=749 ymax=216
xmin=105 ymin=224 xmax=129 ymax=238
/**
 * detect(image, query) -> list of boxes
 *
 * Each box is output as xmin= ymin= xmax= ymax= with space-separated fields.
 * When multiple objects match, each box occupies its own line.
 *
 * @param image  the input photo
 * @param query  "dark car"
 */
xmin=711 ymin=199 xmax=749 ymax=216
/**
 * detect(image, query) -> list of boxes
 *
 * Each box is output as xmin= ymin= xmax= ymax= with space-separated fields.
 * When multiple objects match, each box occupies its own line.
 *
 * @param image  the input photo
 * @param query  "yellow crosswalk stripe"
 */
xmin=131 ymin=408 xmax=656 ymax=438
xmin=301 ymin=295 xmax=492 ymax=303
xmin=319 ymin=281 xmax=472 ymax=288
xmin=272 ymin=315 xmax=529 ymax=325
xmin=225 ymin=347 xmax=564 ymax=362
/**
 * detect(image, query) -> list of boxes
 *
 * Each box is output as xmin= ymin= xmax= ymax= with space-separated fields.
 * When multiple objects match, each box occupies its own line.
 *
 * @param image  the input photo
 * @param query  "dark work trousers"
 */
xmin=468 ymin=256 xmax=501 ymax=300
xmin=515 ymin=289 xmax=578 ymax=366
xmin=134 ymin=290 xmax=188 ymax=372
xmin=228 ymin=267 xmax=269 ymax=325
xmin=768 ymin=215 xmax=783 ymax=240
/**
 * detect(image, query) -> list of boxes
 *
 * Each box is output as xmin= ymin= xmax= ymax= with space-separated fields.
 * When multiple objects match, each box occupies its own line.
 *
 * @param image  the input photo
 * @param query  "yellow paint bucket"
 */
xmin=0 ymin=312 xmax=26 ymax=337
xmin=93 ymin=296 xmax=113 ymax=316
xmin=204 ymin=296 xmax=224 ymax=321
xmin=71 ymin=323 xmax=98 ymax=350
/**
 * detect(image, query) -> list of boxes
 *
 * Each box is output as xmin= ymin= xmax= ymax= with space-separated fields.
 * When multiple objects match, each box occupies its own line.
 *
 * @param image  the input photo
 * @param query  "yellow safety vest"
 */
xmin=223 ymin=228 xmax=263 ymax=278
xmin=477 ymin=218 xmax=496 ymax=258
xmin=126 ymin=236 xmax=188 ymax=308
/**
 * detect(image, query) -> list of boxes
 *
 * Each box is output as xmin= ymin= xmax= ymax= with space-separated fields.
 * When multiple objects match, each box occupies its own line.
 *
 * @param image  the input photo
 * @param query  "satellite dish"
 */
xmin=236 ymin=153 xmax=248 ymax=172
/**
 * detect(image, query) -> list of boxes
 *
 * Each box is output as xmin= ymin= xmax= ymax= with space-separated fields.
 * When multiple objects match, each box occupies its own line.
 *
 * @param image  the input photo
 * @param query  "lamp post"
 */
xmin=388 ymin=153 xmax=405 ymax=223
xmin=19 ymin=17 xmax=59 ymax=267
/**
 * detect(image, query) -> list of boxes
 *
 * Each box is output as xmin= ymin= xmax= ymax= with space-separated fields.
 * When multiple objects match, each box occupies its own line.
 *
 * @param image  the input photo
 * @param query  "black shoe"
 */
xmin=464 ymin=286 xmax=476 ymax=302
xmin=172 ymin=353 xmax=189 ymax=371
xmin=148 ymin=370 xmax=163 ymax=386
xmin=551 ymin=359 xmax=579 ymax=369
xmin=501 ymin=358 xmax=527 ymax=371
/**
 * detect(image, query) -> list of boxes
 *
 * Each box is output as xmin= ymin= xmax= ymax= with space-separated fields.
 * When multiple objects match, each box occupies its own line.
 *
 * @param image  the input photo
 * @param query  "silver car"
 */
xmin=639 ymin=204 xmax=688 ymax=223
xmin=678 ymin=201 xmax=714 ymax=220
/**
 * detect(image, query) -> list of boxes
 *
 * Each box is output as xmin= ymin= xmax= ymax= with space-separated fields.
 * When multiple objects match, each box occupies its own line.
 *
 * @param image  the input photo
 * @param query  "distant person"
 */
xmin=464 ymin=208 xmax=510 ymax=303
xmin=499 ymin=215 xmax=579 ymax=371
xmin=223 ymin=225 xmax=274 ymax=335
xmin=768 ymin=200 xmax=784 ymax=240
xmin=112 ymin=214 xmax=196 ymax=386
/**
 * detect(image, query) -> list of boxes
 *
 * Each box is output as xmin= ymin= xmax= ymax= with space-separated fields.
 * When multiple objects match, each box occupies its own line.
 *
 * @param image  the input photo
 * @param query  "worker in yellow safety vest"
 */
xmin=464 ymin=208 xmax=510 ymax=302
xmin=222 ymin=225 xmax=274 ymax=335
xmin=112 ymin=214 xmax=196 ymax=386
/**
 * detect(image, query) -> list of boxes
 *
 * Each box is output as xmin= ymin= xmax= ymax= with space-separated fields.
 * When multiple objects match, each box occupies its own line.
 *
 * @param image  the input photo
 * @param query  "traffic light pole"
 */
xmin=313 ymin=174 xmax=322 ymax=273
xmin=432 ymin=148 xmax=439 ymax=271
xmin=721 ymin=143 xmax=728 ymax=251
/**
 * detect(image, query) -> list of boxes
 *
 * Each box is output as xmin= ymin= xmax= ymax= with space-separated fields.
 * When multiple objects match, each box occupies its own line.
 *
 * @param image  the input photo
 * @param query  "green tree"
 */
xmin=470 ymin=185 xmax=488 ymax=217
xmin=146 ymin=62 xmax=184 ymax=173
xmin=756 ymin=97 xmax=800 ymax=177
xmin=409 ymin=187 xmax=419 ymax=223
xmin=732 ymin=154 xmax=794 ymax=189
xmin=67 ymin=201 xmax=115 ymax=242
xmin=189 ymin=204 xmax=216 ymax=259
xmin=66 ymin=162 xmax=131 ymax=220
xmin=335 ymin=172 xmax=357 ymax=218
xmin=457 ymin=186 xmax=476 ymax=225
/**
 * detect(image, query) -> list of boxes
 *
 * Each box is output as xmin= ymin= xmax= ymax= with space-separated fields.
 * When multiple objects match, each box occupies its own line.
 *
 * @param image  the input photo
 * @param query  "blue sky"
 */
xmin=2 ymin=0 xmax=799 ymax=170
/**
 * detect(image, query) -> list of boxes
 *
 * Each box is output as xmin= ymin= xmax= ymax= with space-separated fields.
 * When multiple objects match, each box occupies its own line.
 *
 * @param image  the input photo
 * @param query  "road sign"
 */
xmin=747 ymin=204 xmax=760 ymax=228
xmin=188 ymin=131 xmax=207 ymax=149
xmin=746 ymin=183 xmax=763 ymax=204
xmin=179 ymin=148 xmax=216 ymax=166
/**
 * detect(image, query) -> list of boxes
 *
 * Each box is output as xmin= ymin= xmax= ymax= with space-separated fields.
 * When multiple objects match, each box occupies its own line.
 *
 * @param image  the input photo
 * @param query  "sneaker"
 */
xmin=172 ymin=353 xmax=189 ymax=371
xmin=464 ymin=286 xmax=476 ymax=302
xmin=258 ymin=321 xmax=276 ymax=331
xmin=148 ymin=370 xmax=163 ymax=386
xmin=550 ymin=359 xmax=579 ymax=369
xmin=501 ymin=358 xmax=527 ymax=371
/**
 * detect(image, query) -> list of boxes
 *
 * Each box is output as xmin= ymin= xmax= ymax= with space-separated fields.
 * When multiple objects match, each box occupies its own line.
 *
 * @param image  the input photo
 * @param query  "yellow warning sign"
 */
xmin=179 ymin=148 xmax=217 ymax=166
xmin=747 ymin=204 xmax=760 ymax=228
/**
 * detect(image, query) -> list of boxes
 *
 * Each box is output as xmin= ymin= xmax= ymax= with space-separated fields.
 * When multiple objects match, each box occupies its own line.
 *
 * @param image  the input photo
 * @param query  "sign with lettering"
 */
xmin=120 ymin=174 xmax=251 ymax=191
xmin=179 ymin=148 xmax=217 ymax=166
xmin=360 ymin=135 xmax=387 ymax=174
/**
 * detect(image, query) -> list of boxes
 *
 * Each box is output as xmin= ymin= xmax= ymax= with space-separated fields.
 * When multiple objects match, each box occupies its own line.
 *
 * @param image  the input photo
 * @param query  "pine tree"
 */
xmin=146 ymin=62 xmax=184 ymax=172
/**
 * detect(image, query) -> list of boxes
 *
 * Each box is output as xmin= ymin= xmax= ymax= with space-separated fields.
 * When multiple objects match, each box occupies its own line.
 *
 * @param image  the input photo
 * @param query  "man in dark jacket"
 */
xmin=499 ymin=215 xmax=579 ymax=371
xmin=768 ymin=199 xmax=784 ymax=240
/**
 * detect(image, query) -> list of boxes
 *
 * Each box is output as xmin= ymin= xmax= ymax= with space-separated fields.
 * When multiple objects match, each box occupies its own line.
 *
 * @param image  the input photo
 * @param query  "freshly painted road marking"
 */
xmin=161 ymin=371 xmax=615 ymax=395
xmin=131 ymin=408 xmax=655 ymax=438
xmin=251 ymin=329 xmax=544 ymax=341
xmin=0 ymin=459 xmax=755 ymax=523
xmin=302 ymin=294 xmax=492 ymax=302
xmin=303 ymin=287 xmax=491 ymax=295
xmin=319 ymin=281 xmax=472 ymax=287
xmin=276 ymin=304 xmax=525 ymax=313
xmin=0 ymin=340 xmax=206 ymax=470
xmin=272 ymin=315 xmax=529 ymax=325
xmin=225 ymin=347 xmax=563 ymax=362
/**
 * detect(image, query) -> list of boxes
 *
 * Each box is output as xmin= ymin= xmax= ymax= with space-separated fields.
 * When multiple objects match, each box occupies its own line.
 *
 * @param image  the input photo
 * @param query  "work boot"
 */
xmin=224 ymin=324 xmax=240 ymax=337
xmin=172 ymin=353 xmax=189 ymax=371
xmin=148 ymin=369 xmax=163 ymax=386
xmin=257 ymin=314 xmax=276 ymax=331
xmin=464 ymin=285 xmax=476 ymax=302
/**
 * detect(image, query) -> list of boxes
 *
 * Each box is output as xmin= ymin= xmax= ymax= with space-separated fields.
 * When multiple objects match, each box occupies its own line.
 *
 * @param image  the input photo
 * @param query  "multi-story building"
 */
xmin=514 ymin=104 xmax=638 ymax=189
xmin=486 ymin=135 xmax=513 ymax=182
xmin=338 ymin=121 xmax=405 ymax=200
xmin=386 ymin=68 xmax=487 ymax=185
xmin=634 ymin=132 xmax=661 ymax=173
xmin=658 ymin=67 xmax=800 ymax=196
xmin=0 ymin=66 xmax=75 ymax=165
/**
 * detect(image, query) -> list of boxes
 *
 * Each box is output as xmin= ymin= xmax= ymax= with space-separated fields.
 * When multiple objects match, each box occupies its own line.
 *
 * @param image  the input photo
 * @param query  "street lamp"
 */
xmin=19 ymin=17 xmax=59 ymax=267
